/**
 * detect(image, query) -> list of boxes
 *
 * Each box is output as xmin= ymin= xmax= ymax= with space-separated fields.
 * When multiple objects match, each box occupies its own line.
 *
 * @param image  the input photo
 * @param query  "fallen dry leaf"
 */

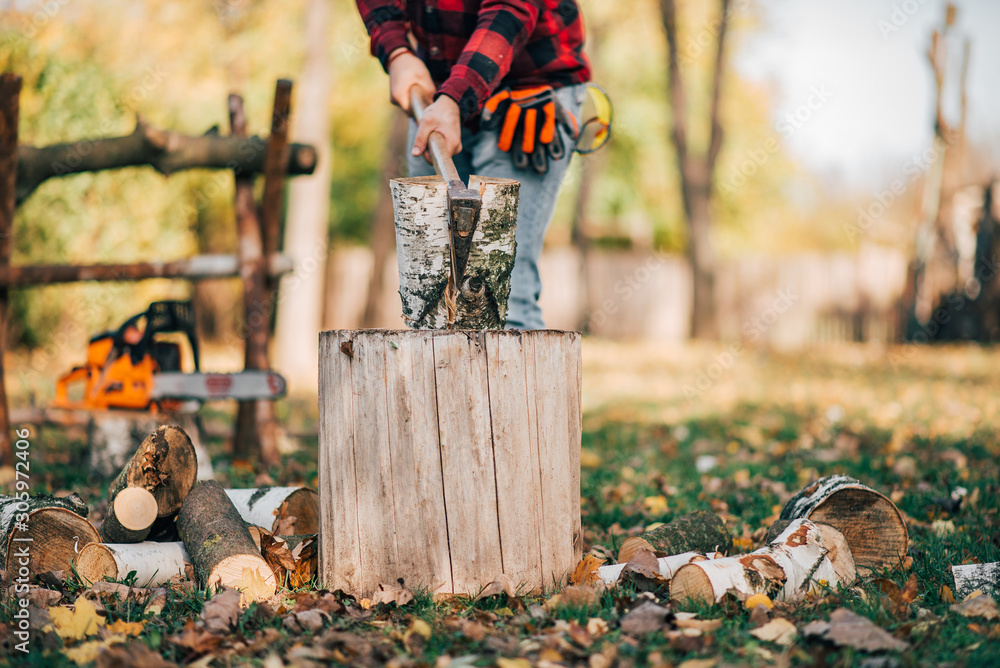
xmin=951 ymin=594 xmax=999 ymax=620
xmin=8 ymin=585 xmax=61 ymax=608
xmin=674 ymin=612 xmax=722 ymax=632
xmin=168 ymin=620 xmax=224 ymax=656
xmin=749 ymin=602 xmax=771 ymax=628
xmin=88 ymin=582 xmax=148 ymax=600
xmin=677 ymin=658 xmax=718 ymax=668
xmin=62 ymin=636 xmax=126 ymax=666
xmin=620 ymin=601 xmax=670 ymax=636
xmin=803 ymin=608 xmax=909 ymax=652
xmin=744 ymin=593 xmax=774 ymax=610
xmin=554 ymin=584 xmax=599 ymax=608
xmin=49 ymin=596 xmax=105 ymax=641
xmin=283 ymin=609 xmax=330 ymax=634
xmin=617 ymin=536 xmax=655 ymax=563
xmin=476 ymin=573 xmax=516 ymax=600
xmin=105 ymin=619 xmax=145 ymax=637
xmin=371 ymin=582 xmax=414 ymax=607
xmin=570 ymin=554 xmax=605 ymax=586
xmin=96 ymin=640 xmax=179 ymax=668
xmin=200 ymin=588 xmax=241 ymax=634
xmin=496 ymin=658 xmax=532 ymax=668
xmin=940 ymin=585 xmax=957 ymax=604
xmin=144 ymin=588 xmax=167 ymax=616
xmin=750 ymin=617 xmax=798 ymax=646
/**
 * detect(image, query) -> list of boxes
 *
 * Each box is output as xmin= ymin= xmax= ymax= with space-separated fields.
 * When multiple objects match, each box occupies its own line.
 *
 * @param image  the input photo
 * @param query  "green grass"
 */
xmin=3 ymin=342 xmax=1000 ymax=666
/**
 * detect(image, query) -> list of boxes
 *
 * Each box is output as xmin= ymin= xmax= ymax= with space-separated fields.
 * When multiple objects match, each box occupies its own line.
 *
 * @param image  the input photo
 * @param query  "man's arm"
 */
xmin=355 ymin=0 xmax=412 ymax=72
xmin=436 ymin=0 xmax=545 ymax=121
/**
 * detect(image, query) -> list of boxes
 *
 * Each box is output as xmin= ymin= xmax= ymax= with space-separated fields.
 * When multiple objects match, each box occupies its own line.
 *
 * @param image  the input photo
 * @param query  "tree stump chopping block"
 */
xmin=391 ymin=176 xmax=518 ymax=329
xmin=319 ymin=329 xmax=582 ymax=598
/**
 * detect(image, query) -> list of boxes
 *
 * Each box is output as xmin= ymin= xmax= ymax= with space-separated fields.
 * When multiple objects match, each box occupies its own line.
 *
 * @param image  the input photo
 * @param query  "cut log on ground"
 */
xmin=0 ymin=493 xmax=100 ymax=576
xmin=99 ymin=486 xmax=158 ymax=543
xmin=16 ymin=117 xmax=317 ymax=205
xmin=225 ymin=487 xmax=319 ymax=535
xmin=779 ymin=474 xmax=908 ymax=572
xmin=89 ymin=412 xmax=214 ymax=481
xmin=391 ymin=175 xmax=518 ymax=329
xmin=598 ymin=551 xmax=724 ymax=586
xmin=319 ymin=329 xmax=582 ymax=598
xmin=76 ymin=541 xmax=192 ymax=587
xmin=177 ymin=481 xmax=276 ymax=605
xmin=618 ymin=510 xmax=732 ymax=562
xmin=670 ymin=519 xmax=856 ymax=605
xmin=107 ymin=425 xmax=199 ymax=542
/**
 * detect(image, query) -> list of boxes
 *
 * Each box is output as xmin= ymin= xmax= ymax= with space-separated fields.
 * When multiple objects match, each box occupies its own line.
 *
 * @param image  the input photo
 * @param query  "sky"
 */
xmin=735 ymin=0 xmax=1000 ymax=191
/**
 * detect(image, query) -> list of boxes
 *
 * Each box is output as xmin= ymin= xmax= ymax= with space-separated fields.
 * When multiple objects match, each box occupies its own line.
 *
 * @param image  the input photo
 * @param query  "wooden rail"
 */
xmin=0 ymin=77 xmax=309 ymax=468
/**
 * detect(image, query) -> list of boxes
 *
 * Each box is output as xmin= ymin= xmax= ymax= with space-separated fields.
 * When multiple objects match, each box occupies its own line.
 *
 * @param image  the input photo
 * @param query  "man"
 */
xmin=356 ymin=0 xmax=592 ymax=329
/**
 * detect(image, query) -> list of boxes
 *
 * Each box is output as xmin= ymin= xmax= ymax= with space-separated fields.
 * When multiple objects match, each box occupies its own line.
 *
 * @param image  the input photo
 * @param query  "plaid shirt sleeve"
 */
xmin=436 ymin=1 xmax=544 ymax=120
xmin=355 ymin=0 xmax=413 ymax=72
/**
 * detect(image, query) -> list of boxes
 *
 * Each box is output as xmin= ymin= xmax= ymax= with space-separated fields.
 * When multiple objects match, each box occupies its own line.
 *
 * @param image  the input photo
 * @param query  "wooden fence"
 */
xmin=322 ymin=243 xmax=908 ymax=348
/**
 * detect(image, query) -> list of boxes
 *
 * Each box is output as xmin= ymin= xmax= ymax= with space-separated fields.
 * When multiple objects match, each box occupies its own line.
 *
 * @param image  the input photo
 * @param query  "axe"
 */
xmin=408 ymin=86 xmax=482 ymax=288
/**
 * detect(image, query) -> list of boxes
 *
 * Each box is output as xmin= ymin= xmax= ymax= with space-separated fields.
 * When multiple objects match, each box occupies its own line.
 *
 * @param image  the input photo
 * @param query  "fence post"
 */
xmin=0 ymin=74 xmax=22 ymax=467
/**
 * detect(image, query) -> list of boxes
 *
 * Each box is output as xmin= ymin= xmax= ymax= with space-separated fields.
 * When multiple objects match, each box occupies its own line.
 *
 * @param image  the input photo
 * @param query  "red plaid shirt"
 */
xmin=356 ymin=0 xmax=591 ymax=121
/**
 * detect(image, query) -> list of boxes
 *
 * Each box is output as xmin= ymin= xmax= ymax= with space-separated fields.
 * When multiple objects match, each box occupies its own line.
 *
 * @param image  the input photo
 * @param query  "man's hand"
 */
xmin=388 ymin=49 xmax=434 ymax=113
xmin=411 ymin=95 xmax=462 ymax=161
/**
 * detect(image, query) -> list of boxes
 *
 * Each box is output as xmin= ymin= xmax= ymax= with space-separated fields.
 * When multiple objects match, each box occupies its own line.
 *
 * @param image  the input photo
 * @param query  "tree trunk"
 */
xmin=177 ymin=481 xmax=277 ymax=605
xmin=0 ymin=74 xmax=19 ymax=469
xmin=779 ymin=474 xmax=908 ymax=572
xmin=275 ymin=0 xmax=332 ymax=392
xmin=319 ymin=329 xmax=582 ymax=598
xmin=99 ymin=486 xmax=157 ymax=543
xmin=670 ymin=519 xmax=856 ymax=604
xmin=0 ymin=493 xmax=100 ymax=576
xmin=76 ymin=541 xmax=192 ymax=587
xmin=617 ymin=510 xmax=731 ymax=562
xmin=362 ymin=112 xmax=408 ymax=328
xmin=224 ymin=486 xmax=319 ymax=535
xmin=391 ymin=176 xmax=519 ymax=329
xmin=15 ymin=119 xmax=316 ymax=205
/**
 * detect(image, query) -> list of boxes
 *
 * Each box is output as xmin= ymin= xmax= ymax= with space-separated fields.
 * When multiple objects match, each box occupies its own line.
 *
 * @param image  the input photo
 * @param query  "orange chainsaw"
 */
xmin=54 ymin=301 xmax=286 ymax=411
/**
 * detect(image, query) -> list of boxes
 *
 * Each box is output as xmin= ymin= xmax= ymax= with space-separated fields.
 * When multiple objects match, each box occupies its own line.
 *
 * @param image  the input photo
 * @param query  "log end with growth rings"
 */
xmin=112 ymin=487 xmax=158 ymax=531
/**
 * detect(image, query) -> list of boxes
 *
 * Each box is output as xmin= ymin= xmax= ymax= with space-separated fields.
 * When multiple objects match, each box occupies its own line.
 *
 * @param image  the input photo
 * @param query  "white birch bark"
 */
xmin=77 ymin=541 xmax=191 ymax=587
xmin=670 ymin=519 xmax=855 ymax=604
xmin=391 ymin=175 xmax=518 ymax=329
xmin=224 ymin=486 xmax=318 ymax=534
xmin=597 ymin=551 xmax=724 ymax=586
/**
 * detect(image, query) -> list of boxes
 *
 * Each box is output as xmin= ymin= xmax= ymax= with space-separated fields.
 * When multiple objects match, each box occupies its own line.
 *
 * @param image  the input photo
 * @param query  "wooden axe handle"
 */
xmin=409 ymin=87 xmax=462 ymax=185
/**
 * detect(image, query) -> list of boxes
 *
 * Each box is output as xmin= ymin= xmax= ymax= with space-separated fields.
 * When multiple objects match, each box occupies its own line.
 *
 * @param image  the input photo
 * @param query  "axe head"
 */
xmin=445 ymin=179 xmax=482 ymax=283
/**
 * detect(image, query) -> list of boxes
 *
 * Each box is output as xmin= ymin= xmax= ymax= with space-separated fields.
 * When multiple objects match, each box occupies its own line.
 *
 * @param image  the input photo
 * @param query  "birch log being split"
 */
xmin=225 ymin=487 xmax=319 ymax=535
xmin=779 ymin=474 xmax=908 ymax=571
xmin=391 ymin=175 xmax=518 ymax=329
xmin=177 ymin=481 xmax=277 ymax=605
xmin=0 ymin=494 xmax=100 ymax=576
xmin=670 ymin=519 xmax=856 ymax=605
xmin=106 ymin=425 xmax=198 ymax=542
xmin=76 ymin=541 xmax=192 ymax=587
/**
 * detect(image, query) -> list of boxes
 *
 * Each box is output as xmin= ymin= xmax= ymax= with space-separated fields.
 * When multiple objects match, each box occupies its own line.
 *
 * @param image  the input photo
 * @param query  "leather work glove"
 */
xmin=481 ymin=86 xmax=579 ymax=175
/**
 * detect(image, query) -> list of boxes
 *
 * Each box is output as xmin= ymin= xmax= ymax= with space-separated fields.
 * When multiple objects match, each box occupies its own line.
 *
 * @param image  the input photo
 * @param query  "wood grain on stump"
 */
xmin=177 ymin=481 xmax=276 ymax=604
xmin=319 ymin=329 xmax=582 ymax=598
xmin=780 ymin=475 xmax=908 ymax=571
xmin=0 ymin=494 xmax=100 ymax=576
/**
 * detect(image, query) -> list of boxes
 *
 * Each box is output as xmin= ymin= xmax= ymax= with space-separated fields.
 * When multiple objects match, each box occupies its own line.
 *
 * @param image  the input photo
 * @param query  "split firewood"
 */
xmin=107 ymin=425 xmax=198 ymax=542
xmin=225 ymin=486 xmax=319 ymax=535
xmin=99 ymin=486 xmax=158 ymax=543
xmin=76 ymin=541 xmax=192 ymax=587
xmin=0 ymin=493 xmax=100 ymax=576
xmin=617 ymin=510 xmax=732 ymax=562
xmin=670 ymin=519 xmax=856 ymax=605
xmin=391 ymin=175 xmax=519 ymax=329
xmin=177 ymin=481 xmax=277 ymax=605
xmin=597 ymin=551 xmax=725 ymax=586
xmin=779 ymin=474 xmax=908 ymax=571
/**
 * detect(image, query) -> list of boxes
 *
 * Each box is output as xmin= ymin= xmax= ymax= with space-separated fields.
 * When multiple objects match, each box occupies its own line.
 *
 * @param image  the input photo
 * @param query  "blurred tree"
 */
xmin=659 ymin=0 xmax=730 ymax=339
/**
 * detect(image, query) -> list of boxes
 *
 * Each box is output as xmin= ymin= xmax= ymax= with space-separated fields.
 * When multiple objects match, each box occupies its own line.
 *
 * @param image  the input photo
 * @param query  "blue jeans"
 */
xmin=407 ymin=83 xmax=587 ymax=329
